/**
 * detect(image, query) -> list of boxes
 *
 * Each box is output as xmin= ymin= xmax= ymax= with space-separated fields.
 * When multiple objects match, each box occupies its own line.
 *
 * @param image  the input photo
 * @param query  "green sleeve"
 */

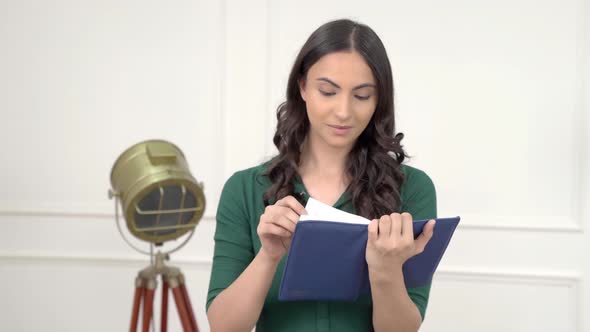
xmin=400 ymin=167 xmax=437 ymax=320
xmin=206 ymin=171 xmax=255 ymax=312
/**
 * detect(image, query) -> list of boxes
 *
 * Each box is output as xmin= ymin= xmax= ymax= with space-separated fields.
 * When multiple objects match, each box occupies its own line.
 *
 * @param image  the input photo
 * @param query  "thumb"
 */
xmin=414 ymin=219 xmax=436 ymax=254
xmin=368 ymin=219 xmax=379 ymax=243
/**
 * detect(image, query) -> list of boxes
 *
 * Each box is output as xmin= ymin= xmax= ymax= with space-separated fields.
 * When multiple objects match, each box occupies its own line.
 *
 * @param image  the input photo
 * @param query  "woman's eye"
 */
xmin=355 ymin=95 xmax=371 ymax=101
xmin=319 ymin=90 xmax=336 ymax=97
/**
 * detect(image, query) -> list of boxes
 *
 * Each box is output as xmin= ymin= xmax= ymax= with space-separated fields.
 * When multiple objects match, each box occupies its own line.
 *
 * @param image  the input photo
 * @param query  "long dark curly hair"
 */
xmin=263 ymin=19 xmax=408 ymax=219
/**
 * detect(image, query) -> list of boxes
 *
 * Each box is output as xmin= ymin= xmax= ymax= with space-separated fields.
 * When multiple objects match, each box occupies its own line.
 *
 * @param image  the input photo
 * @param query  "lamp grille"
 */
xmin=134 ymin=184 xmax=198 ymax=237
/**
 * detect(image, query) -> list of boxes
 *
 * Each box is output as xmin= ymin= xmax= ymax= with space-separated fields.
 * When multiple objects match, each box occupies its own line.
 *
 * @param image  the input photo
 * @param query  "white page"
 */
xmin=299 ymin=197 xmax=371 ymax=225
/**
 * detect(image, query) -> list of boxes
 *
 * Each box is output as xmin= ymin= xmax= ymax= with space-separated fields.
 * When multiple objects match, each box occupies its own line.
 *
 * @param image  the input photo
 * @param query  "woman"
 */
xmin=206 ymin=19 xmax=437 ymax=332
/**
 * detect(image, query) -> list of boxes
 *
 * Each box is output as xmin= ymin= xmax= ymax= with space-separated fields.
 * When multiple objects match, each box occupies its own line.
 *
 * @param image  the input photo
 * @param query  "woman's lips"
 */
xmin=328 ymin=124 xmax=353 ymax=135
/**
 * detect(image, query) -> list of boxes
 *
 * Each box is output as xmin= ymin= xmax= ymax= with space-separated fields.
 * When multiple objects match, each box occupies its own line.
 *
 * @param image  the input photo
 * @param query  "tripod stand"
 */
xmin=130 ymin=252 xmax=199 ymax=332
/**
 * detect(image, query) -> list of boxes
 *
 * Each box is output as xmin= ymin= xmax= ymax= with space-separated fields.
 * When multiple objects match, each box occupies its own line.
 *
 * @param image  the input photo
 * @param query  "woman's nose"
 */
xmin=333 ymin=96 xmax=353 ymax=120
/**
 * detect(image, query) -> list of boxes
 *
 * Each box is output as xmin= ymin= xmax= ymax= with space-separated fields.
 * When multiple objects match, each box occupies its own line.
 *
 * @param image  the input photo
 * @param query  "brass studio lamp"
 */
xmin=108 ymin=140 xmax=205 ymax=332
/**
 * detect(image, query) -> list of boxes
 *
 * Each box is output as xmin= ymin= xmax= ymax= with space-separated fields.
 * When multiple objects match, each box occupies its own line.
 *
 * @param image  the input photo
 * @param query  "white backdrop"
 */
xmin=0 ymin=0 xmax=588 ymax=331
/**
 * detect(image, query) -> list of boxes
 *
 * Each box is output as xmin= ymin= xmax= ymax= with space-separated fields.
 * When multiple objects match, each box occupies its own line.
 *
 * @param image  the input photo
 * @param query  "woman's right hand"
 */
xmin=257 ymin=195 xmax=307 ymax=262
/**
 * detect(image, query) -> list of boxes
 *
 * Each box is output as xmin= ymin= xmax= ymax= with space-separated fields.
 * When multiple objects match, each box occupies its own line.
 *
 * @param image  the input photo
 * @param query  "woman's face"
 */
xmin=299 ymin=51 xmax=377 ymax=151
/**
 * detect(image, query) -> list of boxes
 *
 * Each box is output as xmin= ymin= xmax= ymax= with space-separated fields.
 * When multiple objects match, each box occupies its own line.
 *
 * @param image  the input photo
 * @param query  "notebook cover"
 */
xmin=278 ymin=217 xmax=460 ymax=301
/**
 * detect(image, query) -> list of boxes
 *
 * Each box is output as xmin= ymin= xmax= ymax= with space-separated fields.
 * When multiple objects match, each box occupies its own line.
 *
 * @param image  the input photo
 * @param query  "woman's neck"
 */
xmin=298 ymin=136 xmax=353 ymax=206
xmin=298 ymin=136 xmax=351 ymax=180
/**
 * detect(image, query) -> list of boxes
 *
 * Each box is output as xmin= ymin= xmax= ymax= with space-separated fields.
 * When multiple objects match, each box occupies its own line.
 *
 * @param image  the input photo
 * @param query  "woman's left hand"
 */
xmin=366 ymin=212 xmax=436 ymax=279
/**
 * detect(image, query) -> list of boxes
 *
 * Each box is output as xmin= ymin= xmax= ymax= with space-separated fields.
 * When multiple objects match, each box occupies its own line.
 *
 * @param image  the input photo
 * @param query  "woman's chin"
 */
xmin=325 ymin=137 xmax=356 ymax=150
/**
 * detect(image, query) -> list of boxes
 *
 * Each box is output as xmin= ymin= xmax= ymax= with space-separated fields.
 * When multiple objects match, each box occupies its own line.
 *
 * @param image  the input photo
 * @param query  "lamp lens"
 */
xmin=135 ymin=185 xmax=197 ymax=236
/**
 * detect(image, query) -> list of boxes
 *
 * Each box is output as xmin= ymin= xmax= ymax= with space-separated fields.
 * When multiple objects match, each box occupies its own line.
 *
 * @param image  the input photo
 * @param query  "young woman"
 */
xmin=206 ymin=19 xmax=437 ymax=332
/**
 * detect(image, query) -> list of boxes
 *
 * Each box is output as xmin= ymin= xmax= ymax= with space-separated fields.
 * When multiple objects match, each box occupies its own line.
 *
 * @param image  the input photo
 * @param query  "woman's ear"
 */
xmin=299 ymin=78 xmax=307 ymax=102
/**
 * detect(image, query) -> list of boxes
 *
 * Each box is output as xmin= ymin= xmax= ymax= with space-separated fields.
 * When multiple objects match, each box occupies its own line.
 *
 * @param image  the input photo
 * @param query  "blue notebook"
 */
xmin=278 ymin=216 xmax=460 ymax=301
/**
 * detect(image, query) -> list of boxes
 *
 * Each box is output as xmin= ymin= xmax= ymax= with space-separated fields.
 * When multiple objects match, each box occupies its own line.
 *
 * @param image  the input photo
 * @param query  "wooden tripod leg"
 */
xmin=179 ymin=279 xmax=199 ymax=332
xmin=171 ymin=283 xmax=194 ymax=332
xmin=161 ymin=277 xmax=169 ymax=332
xmin=130 ymin=278 xmax=145 ymax=332
xmin=142 ymin=287 xmax=156 ymax=332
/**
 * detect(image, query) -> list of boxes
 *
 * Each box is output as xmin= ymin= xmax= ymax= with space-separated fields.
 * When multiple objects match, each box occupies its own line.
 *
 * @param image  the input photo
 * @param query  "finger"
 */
xmin=368 ymin=219 xmax=378 ymax=243
xmin=414 ymin=219 xmax=436 ymax=254
xmin=390 ymin=213 xmax=402 ymax=237
xmin=261 ymin=223 xmax=292 ymax=238
xmin=280 ymin=238 xmax=291 ymax=250
xmin=275 ymin=205 xmax=300 ymax=226
xmin=400 ymin=212 xmax=413 ymax=241
xmin=271 ymin=214 xmax=297 ymax=233
xmin=379 ymin=215 xmax=392 ymax=237
xmin=260 ymin=211 xmax=296 ymax=233
xmin=277 ymin=196 xmax=308 ymax=215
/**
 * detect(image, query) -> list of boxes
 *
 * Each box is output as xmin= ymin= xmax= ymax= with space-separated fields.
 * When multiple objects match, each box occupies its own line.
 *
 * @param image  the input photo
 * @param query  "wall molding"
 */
xmin=455 ymin=215 xmax=583 ymax=233
xmin=436 ymin=266 xmax=580 ymax=287
xmin=0 ymin=209 xmax=217 ymax=222
xmin=436 ymin=266 xmax=581 ymax=332
xmin=1 ymin=252 xmax=581 ymax=331
xmin=1 ymin=251 xmax=581 ymax=288
xmin=0 ymin=209 xmax=581 ymax=233
xmin=0 ymin=251 xmax=213 ymax=268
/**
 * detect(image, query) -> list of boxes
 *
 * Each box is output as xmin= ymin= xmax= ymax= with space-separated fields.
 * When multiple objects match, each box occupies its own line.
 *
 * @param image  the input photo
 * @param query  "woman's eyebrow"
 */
xmin=352 ymin=83 xmax=376 ymax=91
xmin=317 ymin=77 xmax=341 ymax=89
xmin=316 ymin=77 xmax=375 ymax=90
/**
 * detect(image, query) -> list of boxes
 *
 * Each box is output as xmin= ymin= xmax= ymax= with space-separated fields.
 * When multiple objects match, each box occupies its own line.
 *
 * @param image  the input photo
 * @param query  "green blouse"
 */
xmin=206 ymin=162 xmax=437 ymax=332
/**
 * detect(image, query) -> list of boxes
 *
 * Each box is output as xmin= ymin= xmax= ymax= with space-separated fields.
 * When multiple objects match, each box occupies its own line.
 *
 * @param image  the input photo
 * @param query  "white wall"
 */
xmin=1 ymin=0 xmax=588 ymax=331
